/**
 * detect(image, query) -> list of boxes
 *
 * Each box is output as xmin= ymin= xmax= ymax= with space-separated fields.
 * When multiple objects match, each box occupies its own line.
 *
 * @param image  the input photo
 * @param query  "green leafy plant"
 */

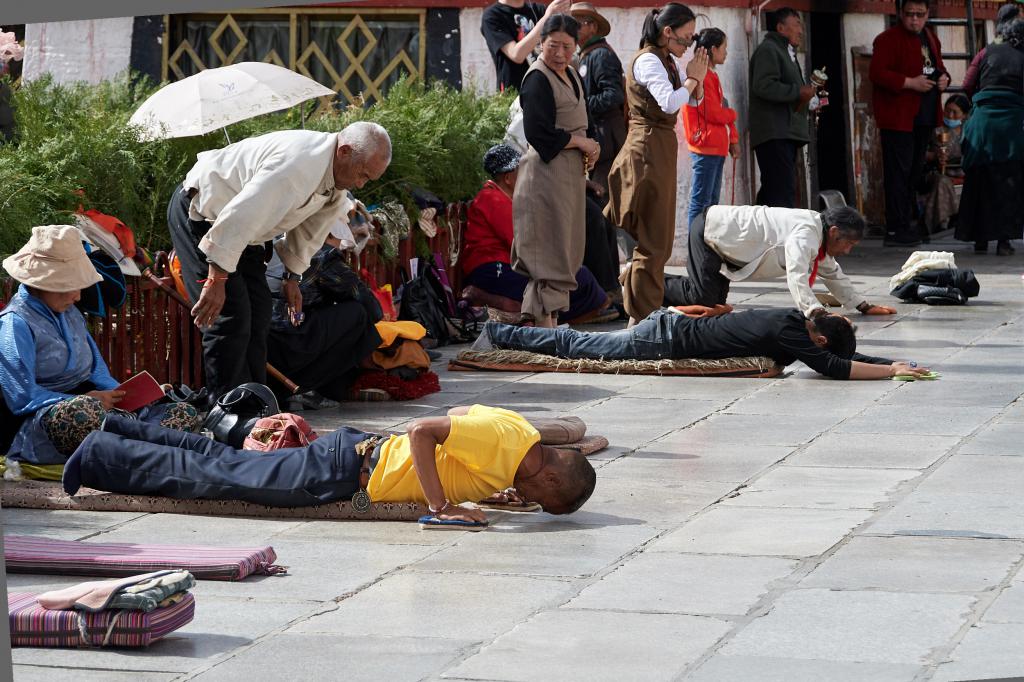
xmin=0 ymin=73 xmax=512 ymax=258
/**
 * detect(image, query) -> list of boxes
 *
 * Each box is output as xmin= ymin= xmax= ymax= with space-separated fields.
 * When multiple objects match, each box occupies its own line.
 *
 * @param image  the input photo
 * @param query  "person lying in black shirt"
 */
xmin=476 ymin=307 xmax=932 ymax=380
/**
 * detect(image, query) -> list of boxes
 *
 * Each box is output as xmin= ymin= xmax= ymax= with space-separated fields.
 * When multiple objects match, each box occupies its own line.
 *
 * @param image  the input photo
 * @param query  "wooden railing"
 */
xmin=0 ymin=202 xmax=468 ymax=389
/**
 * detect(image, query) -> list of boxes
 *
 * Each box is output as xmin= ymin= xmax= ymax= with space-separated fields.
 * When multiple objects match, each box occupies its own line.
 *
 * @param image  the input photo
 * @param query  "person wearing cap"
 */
xmin=571 ymin=2 xmax=626 ymax=195
xmin=462 ymin=144 xmax=610 ymax=324
xmin=166 ymin=122 xmax=392 ymax=405
xmin=0 ymin=226 xmax=200 ymax=464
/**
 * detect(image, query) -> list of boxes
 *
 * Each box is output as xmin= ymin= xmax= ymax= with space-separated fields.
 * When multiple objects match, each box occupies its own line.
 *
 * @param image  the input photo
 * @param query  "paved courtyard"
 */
xmin=5 ymin=240 xmax=1024 ymax=681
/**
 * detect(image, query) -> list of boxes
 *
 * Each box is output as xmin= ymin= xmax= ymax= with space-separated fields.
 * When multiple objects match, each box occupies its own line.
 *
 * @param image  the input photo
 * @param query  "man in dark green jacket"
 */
xmin=748 ymin=8 xmax=816 ymax=207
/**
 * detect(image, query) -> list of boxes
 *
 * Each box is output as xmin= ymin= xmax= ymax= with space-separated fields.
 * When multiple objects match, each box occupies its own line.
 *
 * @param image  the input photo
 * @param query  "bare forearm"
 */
xmin=408 ymin=424 xmax=449 ymax=508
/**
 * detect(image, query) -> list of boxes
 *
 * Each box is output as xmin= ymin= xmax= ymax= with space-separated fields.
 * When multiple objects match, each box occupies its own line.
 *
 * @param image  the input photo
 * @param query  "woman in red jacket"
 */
xmin=682 ymin=28 xmax=739 ymax=227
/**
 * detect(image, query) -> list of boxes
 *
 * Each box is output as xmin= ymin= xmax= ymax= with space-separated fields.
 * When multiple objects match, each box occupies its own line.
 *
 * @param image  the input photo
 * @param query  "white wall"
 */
xmin=23 ymin=18 xmax=134 ymax=84
xmin=461 ymin=6 xmax=753 ymax=264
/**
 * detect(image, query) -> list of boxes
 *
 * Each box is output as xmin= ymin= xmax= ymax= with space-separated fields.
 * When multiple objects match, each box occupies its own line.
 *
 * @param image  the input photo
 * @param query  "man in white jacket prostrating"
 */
xmin=664 ymin=205 xmax=896 ymax=319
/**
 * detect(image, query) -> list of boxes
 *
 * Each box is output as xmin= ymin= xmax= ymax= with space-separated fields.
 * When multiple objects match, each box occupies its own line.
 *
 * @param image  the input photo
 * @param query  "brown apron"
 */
xmin=604 ymin=45 xmax=681 ymax=321
xmin=511 ymin=58 xmax=589 ymax=320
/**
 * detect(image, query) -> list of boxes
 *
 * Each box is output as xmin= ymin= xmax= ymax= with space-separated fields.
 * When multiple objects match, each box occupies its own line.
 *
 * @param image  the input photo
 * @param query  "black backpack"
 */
xmin=399 ymin=260 xmax=452 ymax=345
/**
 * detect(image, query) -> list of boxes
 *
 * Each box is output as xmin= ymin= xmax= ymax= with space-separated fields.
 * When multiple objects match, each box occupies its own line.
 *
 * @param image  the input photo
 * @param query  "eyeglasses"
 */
xmin=902 ymin=10 xmax=928 ymax=18
xmin=579 ymin=18 xmax=596 ymax=26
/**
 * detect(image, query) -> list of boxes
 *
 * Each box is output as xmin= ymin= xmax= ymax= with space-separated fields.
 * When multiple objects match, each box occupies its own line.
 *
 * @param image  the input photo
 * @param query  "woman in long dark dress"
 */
xmin=956 ymin=18 xmax=1024 ymax=255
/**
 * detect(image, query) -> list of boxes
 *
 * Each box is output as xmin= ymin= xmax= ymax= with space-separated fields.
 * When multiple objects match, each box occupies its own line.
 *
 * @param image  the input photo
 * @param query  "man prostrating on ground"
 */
xmin=63 ymin=405 xmax=597 ymax=523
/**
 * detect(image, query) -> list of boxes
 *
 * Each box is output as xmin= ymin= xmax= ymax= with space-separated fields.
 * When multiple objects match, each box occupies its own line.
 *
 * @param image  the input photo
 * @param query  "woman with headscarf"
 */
xmin=0 ymin=226 xmax=200 ymax=464
xmin=464 ymin=143 xmax=610 ymax=324
xmin=956 ymin=17 xmax=1024 ymax=256
xmin=604 ymin=3 xmax=709 ymax=325
xmin=510 ymin=13 xmax=603 ymax=328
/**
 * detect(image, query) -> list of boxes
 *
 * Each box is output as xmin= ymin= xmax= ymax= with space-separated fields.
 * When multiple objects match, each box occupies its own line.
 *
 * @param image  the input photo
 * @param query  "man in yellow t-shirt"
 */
xmin=368 ymin=404 xmax=596 ymax=523
xmin=64 ymin=405 xmax=597 ymax=525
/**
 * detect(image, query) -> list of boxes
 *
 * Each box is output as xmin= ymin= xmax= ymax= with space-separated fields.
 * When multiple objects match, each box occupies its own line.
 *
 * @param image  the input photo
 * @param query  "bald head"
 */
xmin=334 ymin=121 xmax=392 ymax=189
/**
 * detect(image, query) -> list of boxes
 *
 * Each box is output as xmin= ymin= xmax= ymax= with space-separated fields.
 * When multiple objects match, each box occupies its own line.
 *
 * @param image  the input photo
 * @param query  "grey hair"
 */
xmin=338 ymin=121 xmax=392 ymax=165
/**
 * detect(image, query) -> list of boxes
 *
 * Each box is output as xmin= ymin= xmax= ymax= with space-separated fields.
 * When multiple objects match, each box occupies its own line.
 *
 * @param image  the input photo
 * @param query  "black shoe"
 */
xmin=996 ymin=241 xmax=1015 ymax=256
xmin=284 ymin=391 xmax=340 ymax=411
xmin=883 ymin=235 xmax=922 ymax=247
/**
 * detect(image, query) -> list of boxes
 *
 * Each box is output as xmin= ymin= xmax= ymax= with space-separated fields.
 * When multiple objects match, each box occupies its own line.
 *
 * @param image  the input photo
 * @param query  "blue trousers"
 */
xmin=485 ymin=309 xmax=676 ymax=361
xmin=63 ymin=415 xmax=371 ymax=507
xmin=687 ymin=153 xmax=726 ymax=227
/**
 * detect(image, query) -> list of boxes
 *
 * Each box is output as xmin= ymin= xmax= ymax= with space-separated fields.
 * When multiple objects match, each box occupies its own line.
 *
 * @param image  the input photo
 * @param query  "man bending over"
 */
xmin=664 ymin=205 xmax=896 ymax=319
xmin=62 ymin=405 xmax=596 ymax=524
xmin=477 ymin=308 xmax=932 ymax=380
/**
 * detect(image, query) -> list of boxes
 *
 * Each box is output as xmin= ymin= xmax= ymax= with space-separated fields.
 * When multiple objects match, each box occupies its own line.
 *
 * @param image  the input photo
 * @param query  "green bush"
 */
xmin=0 ymin=73 xmax=512 ymax=257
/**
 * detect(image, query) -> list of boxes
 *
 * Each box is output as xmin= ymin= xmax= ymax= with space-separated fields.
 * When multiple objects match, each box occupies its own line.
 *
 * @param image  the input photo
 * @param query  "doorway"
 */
xmin=809 ymin=11 xmax=850 ymax=205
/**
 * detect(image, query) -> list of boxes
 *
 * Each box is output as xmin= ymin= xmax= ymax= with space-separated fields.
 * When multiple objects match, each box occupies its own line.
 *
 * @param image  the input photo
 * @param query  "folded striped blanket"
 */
xmin=9 ymin=591 xmax=195 ymax=648
xmin=4 ymin=536 xmax=284 ymax=581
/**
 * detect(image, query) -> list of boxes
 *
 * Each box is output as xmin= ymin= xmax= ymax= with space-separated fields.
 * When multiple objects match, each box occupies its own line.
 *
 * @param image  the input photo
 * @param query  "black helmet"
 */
xmin=202 ymin=383 xmax=281 ymax=448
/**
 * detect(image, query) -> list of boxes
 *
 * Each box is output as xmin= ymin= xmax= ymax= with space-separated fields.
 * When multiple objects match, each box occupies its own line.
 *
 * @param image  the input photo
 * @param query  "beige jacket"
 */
xmin=184 ymin=130 xmax=346 ymax=275
xmin=703 ymin=205 xmax=862 ymax=316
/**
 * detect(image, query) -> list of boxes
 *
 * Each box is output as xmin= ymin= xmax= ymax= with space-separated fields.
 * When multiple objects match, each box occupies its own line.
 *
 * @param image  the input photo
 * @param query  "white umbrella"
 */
xmin=129 ymin=62 xmax=336 ymax=140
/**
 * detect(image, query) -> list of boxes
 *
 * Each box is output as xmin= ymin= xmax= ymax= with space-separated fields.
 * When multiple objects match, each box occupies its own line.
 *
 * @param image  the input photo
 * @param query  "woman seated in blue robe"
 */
xmin=0 ymin=225 xmax=200 ymax=464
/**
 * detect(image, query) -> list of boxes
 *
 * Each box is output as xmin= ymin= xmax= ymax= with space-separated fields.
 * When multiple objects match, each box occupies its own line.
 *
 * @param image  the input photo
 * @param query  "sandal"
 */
xmin=477 ymin=488 xmax=542 ymax=512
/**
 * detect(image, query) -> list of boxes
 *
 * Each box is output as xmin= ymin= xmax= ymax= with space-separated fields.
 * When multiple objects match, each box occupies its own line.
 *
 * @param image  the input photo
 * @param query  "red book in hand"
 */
xmin=116 ymin=371 xmax=165 ymax=412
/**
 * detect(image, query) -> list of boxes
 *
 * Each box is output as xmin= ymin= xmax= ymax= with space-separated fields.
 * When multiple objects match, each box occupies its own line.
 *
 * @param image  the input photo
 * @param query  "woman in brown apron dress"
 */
xmin=604 ymin=3 xmax=709 ymax=325
xmin=511 ymin=14 xmax=602 ymax=328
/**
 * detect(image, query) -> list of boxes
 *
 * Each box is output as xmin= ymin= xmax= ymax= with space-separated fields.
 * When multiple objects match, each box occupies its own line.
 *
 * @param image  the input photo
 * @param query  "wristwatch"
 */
xmin=283 ymin=271 xmax=302 ymax=283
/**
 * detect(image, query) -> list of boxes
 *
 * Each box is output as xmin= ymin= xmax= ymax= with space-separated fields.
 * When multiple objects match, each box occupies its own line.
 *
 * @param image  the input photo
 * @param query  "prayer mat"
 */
xmin=9 ymin=591 xmax=195 ymax=648
xmin=4 ymin=536 xmax=284 ymax=581
xmin=448 ymin=349 xmax=782 ymax=378
xmin=0 ymin=480 xmax=427 ymax=521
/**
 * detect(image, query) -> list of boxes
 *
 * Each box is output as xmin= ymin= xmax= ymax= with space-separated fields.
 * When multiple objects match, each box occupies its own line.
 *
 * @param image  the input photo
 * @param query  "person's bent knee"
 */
xmin=42 ymin=395 xmax=106 ymax=456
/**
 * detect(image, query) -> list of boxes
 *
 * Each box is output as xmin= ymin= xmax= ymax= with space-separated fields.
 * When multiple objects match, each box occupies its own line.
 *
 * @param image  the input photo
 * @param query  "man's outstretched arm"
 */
xmin=406 ymin=416 xmax=487 ymax=523
xmin=848 ymin=361 xmax=932 ymax=380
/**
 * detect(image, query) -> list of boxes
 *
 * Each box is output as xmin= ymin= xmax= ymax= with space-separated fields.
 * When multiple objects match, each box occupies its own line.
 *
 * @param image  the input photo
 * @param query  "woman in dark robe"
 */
xmin=956 ymin=18 xmax=1024 ymax=255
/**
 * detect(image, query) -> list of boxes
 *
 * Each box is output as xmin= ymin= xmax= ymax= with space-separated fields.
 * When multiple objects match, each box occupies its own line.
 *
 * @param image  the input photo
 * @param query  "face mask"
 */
xmin=943 ymin=118 xmax=962 ymax=129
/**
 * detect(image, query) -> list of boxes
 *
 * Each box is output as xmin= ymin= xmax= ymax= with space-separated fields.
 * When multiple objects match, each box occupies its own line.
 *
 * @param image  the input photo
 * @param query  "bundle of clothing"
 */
xmin=353 ymin=320 xmax=440 ymax=401
xmin=11 ymin=570 xmax=196 ymax=648
xmin=888 ymin=251 xmax=980 ymax=305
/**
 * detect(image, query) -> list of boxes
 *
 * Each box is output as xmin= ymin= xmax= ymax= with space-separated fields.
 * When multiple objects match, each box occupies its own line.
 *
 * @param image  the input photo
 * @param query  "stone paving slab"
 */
xmin=932 ymin=622 xmax=1024 ymax=682
xmin=627 ymin=442 xmax=796 ymax=483
xmin=686 ymin=655 xmax=923 ymax=681
xmin=192 ymin=634 xmax=474 ymax=682
xmin=719 ymin=466 xmax=919 ymax=510
xmin=799 ymin=536 xmax=1024 ymax=593
xmin=785 ymin=432 xmax=959 ymax=469
xmin=445 ymin=610 xmax=732 ymax=682
xmin=13 ymin=667 xmax=178 ymax=682
xmin=835 ymin=404 xmax=1004 ymax=437
xmin=566 ymin=552 xmax=797 ymax=616
xmin=870 ymin=490 xmax=1024 ymax=539
xmin=958 ymin=421 xmax=1024 ymax=456
xmin=982 ymin=576 xmax=1024 ymax=624
xmin=289 ymin=572 xmax=578 ymax=639
xmin=411 ymin=523 xmax=660 ymax=577
xmin=652 ymin=506 xmax=872 ymax=557
xmin=720 ymin=589 xmax=976 ymax=664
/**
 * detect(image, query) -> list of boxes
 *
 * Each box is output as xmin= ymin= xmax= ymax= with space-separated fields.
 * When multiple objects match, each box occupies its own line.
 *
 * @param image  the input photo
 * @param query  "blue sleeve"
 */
xmin=86 ymin=334 xmax=119 ymax=390
xmin=0 ymin=314 xmax=71 ymax=415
